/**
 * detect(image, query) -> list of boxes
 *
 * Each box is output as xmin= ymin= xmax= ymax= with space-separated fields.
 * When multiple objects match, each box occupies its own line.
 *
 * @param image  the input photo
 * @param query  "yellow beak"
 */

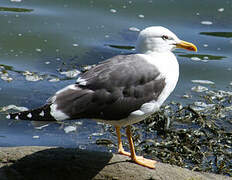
xmin=176 ymin=40 xmax=197 ymax=52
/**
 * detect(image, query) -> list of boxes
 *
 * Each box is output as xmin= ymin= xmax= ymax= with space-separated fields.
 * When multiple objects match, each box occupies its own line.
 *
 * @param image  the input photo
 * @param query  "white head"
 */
xmin=136 ymin=26 xmax=197 ymax=54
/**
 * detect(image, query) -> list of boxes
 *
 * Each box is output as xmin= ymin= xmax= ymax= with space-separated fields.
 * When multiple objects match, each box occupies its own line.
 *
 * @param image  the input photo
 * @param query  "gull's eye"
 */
xmin=162 ymin=35 xmax=169 ymax=40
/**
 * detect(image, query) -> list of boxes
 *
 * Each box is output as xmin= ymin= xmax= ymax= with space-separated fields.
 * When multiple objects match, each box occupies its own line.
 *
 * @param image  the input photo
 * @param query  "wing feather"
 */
xmin=54 ymin=54 xmax=166 ymax=120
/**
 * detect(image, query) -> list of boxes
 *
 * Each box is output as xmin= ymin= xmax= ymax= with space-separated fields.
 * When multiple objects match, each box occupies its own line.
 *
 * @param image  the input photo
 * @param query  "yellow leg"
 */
xmin=115 ymin=126 xmax=130 ymax=157
xmin=126 ymin=125 xmax=157 ymax=169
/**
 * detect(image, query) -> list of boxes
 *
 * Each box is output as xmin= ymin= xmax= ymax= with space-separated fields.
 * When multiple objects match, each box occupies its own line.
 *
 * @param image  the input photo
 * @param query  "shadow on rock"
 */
xmin=1 ymin=147 xmax=113 ymax=180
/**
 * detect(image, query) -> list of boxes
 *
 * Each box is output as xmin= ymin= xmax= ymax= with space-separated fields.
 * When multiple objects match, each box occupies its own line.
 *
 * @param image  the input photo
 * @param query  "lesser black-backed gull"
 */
xmin=8 ymin=26 xmax=197 ymax=169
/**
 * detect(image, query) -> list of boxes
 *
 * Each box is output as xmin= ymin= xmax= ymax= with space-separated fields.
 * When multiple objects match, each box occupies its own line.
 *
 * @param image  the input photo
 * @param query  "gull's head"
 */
xmin=136 ymin=26 xmax=197 ymax=54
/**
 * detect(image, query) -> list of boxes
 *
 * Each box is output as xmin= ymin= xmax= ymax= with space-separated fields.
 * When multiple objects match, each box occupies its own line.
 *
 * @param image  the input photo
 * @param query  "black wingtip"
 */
xmin=6 ymin=105 xmax=56 ymax=121
xmin=6 ymin=112 xmax=23 ymax=120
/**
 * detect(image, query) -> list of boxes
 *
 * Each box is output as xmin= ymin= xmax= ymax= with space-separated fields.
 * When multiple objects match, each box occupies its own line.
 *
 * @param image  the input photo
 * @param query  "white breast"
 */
xmin=143 ymin=52 xmax=179 ymax=105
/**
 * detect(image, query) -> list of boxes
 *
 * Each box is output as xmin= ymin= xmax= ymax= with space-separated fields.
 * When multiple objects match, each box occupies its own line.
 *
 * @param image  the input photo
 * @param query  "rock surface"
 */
xmin=0 ymin=146 xmax=231 ymax=180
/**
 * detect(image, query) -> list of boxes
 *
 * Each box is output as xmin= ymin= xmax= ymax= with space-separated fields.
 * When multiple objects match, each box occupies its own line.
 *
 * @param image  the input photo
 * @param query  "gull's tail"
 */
xmin=7 ymin=104 xmax=57 ymax=121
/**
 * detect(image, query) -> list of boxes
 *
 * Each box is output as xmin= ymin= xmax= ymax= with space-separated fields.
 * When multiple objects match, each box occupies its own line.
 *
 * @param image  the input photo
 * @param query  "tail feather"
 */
xmin=7 ymin=104 xmax=56 ymax=121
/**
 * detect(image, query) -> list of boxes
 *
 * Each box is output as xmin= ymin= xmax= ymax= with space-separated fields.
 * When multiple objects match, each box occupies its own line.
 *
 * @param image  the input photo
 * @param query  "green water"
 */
xmin=0 ymin=0 xmax=231 ymax=157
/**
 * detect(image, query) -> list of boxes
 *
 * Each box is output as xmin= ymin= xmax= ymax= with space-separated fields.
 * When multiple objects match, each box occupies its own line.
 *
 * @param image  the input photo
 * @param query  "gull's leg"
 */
xmin=126 ymin=125 xmax=157 ymax=169
xmin=115 ymin=126 xmax=130 ymax=157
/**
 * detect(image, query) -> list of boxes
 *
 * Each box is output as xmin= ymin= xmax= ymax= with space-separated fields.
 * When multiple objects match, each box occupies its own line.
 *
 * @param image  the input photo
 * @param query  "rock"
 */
xmin=0 ymin=146 xmax=230 ymax=180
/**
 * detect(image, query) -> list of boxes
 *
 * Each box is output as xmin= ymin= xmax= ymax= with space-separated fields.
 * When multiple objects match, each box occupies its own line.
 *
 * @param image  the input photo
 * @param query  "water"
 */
xmin=0 ymin=0 xmax=231 ymax=152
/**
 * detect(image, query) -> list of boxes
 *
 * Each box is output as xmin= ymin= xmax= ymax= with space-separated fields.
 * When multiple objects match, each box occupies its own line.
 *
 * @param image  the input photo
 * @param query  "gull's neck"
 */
xmin=138 ymin=49 xmax=175 ymax=58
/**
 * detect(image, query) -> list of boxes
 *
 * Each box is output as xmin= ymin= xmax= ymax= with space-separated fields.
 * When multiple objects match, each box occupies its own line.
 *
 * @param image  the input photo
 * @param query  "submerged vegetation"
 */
xmin=136 ymin=88 xmax=232 ymax=176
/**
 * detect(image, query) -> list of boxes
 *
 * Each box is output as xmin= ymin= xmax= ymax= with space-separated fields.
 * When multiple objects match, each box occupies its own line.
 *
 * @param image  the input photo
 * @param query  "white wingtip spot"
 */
xmin=76 ymin=77 xmax=87 ymax=86
xmin=6 ymin=115 xmax=11 ymax=119
xmin=39 ymin=111 xmax=45 ymax=116
xmin=27 ymin=113 xmax=32 ymax=118
xmin=79 ymin=81 xmax=87 ymax=86
xmin=50 ymin=104 xmax=69 ymax=121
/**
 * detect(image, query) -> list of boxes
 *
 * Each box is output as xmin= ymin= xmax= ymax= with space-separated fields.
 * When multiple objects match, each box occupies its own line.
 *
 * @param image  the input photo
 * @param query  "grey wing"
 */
xmin=52 ymin=54 xmax=166 ymax=120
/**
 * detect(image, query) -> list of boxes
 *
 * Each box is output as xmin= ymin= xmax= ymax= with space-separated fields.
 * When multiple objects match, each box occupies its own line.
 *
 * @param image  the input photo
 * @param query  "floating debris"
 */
xmin=10 ymin=0 xmax=22 ymax=2
xmin=60 ymin=69 xmax=80 ymax=78
xmin=138 ymin=14 xmax=145 ymax=18
xmin=75 ymin=121 xmax=83 ymax=126
xmin=0 ymin=66 xmax=13 ymax=82
xmin=191 ymin=101 xmax=215 ymax=111
xmin=129 ymin=27 xmax=140 ymax=32
xmin=191 ymin=80 xmax=215 ymax=85
xmin=32 ymin=135 xmax=39 ymax=139
xmin=64 ymin=126 xmax=76 ymax=133
xmin=205 ymin=90 xmax=232 ymax=104
xmin=0 ymin=105 xmax=28 ymax=112
xmin=78 ymin=144 xmax=86 ymax=150
xmin=34 ymin=124 xmax=49 ymax=130
xmin=0 ymin=72 xmax=13 ymax=82
xmin=181 ymin=94 xmax=192 ymax=99
xmin=190 ymin=57 xmax=201 ymax=61
xmin=72 ymin=43 xmax=79 ymax=47
xmin=48 ymin=78 xmax=60 ymax=82
xmin=218 ymin=8 xmax=224 ymax=12
xmin=191 ymin=85 xmax=208 ymax=92
xmin=110 ymin=9 xmax=117 ymax=13
xmin=92 ymin=132 xmax=103 ymax=136
xmin=23 ymin=71 xmax=43 ymax=81
xmin=201 ymin=21 xmax=213 ymax=25
xmin=203 ymin=56 xmax=209 ymax=60
xmin=35 ymin=48 xmax=42 ymax=52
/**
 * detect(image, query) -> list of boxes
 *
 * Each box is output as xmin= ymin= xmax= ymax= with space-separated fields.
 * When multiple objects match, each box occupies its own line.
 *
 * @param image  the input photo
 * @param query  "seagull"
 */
xmin=7 ymin=26 xmax=197 ymax=169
